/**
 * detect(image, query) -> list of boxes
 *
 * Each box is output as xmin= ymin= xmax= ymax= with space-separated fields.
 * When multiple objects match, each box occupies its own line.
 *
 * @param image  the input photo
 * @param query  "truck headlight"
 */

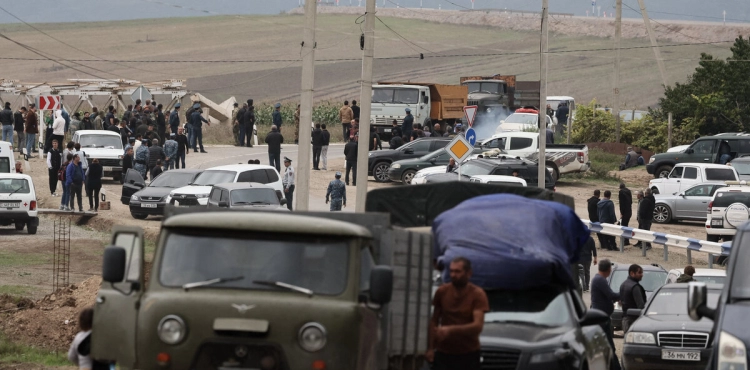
xmin=298 ymin=322 xmax=326 ymax=352
xmin=391 ymin=163 xmax=401 ymax=169
xmin=625 ymin=332 xmax=656 ymax=345
xmin=718 ymin=331 xmax=747 ymax=368
xmin=158 ymin=315 xmax=187 ymax=345
xmin=131 ymin=195 xmax=139 ymax=201
xmin=649 ymin=157 xmax=655 ymax=163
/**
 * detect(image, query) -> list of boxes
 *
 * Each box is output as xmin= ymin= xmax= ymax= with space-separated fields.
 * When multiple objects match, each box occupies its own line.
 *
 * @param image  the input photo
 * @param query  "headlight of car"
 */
xmin=625 ymin=332 xmax=656 ymax=345
xmin=718 ymin=331 xmax=747 ymax=368
xmin=298 ymin=322 xmax=327 ymax=352
xmin=118 ymin=155 xmax=124 ymax=159
xmin=530 ymin=348 xmax=572 ymax=363
xmin=368 ymin=152 xmax=373 ymax=157
xmin=157 ymin=315 xmax=187 ymax=345
xmin=391 ymin=163 xmax=401 ymax=169
xmin=130 ymin=195 xmax=139 ymax=201
xmin=196 ymin=194 xmax=209 ymax=198
xmin=649 ymin=157 xmax=655 ymax=163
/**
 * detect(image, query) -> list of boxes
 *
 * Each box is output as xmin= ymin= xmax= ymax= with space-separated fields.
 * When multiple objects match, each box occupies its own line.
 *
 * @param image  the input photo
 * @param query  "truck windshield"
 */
xmin=79 ymin=135 xmax=123 ymax=149
xmin=484 ymin=288 xmax=572 ymax=327
xmin=159 ymin=232 xmax=349 ymax=295
xmin=465 ymin=82 xmax=503 ymax=94
xmin=372 ymin=88 xmax=419 ymax=104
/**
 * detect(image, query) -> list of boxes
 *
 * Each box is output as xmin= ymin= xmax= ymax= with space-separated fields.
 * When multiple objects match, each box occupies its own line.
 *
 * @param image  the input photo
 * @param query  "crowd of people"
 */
xmin=587 ymin=184 xmax=656 ymax=252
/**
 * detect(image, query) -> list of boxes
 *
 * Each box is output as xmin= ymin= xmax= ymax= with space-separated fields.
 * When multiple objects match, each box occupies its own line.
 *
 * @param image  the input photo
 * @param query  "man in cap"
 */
xmin=169 ymin=103 xmax=181 ymax=137
xmin=344 ymin=135 xmax=358 ymax=186
xmin=163 ymin=133 xmax=178 ymax=170
xmin=326 ymin=172 xmax=347 ymax=211
xmin=265 ymin=125 xmax=284 ymax=172
xmin=190 ymin=103 xmax=209 ymax=153
xmin=339 ymin=100 xmax=353 ymax=140
xmin=272 ymin=103 xmax=282 ymax=129
xmin=134 ymin=139 xmax=150 ymax=180
xmin=282 ymin=157 xmax=295 ymax=211
xmin=242 ymin=99 xmax=255 ymax=147
xmin=402 ymin=107 xmax=414 ymax=139
xmin=231 ymin=102 xmax=240 ymax=146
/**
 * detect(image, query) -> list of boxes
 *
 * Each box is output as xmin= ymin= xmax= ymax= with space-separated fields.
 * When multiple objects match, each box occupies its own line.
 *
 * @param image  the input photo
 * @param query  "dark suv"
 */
xmin=607 ymin=263 xmax=668 ymax=330
xmin=647 ymin=133 xmax=750 ymax=178
xmin=367 ymin=137 xmax=451 ymax=182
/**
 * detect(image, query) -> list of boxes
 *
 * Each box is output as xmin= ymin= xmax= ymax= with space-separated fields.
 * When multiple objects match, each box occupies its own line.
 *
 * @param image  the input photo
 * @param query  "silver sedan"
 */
xmin=653 ymin=183 xmax=725 ymax=223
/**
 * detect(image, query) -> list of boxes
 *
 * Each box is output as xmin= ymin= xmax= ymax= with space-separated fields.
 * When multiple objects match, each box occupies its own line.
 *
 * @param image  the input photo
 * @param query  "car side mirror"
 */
xmin=686 ymin=148 xmax=694 ymax=154
xmin=218 ymin=201 xmax=228 ymax=208
xmin=688 ymin=282 xmax=715 ymax=321
xmin=129 ymin=179 xmax=135 ymax=184
xmin=626 ymin=309 xmax=643 ymax=317
xmin=679 ymin=193 xmax=685 ymax=197
xmin=280 ymin=198 xmax=287 ymax=206
xmin=102 ymin=246 xmax=126 ymax=283
xmin=369 ymin=265 xmax=393 ymax=305
xmin=404 ymin=148 xmax=414 ymax=154
xmin=580 ymin=308 xmax=609 ymax=326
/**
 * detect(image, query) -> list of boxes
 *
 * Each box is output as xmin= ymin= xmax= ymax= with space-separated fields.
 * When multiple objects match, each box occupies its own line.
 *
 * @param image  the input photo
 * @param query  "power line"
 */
xmin=441 ymin=0 xmax=472 ymax=11
xmin=375 ymin=15 xmax=433 ymax=54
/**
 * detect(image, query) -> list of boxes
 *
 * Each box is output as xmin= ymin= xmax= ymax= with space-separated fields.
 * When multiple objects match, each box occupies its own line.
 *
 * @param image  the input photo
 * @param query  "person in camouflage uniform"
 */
xmin=134 ymin=139 xmax=150 ymax=180
xmin=325 ymin=171 xmax=347 ymax=211
xmin=231 ymin=102 xmax=240 ymax=146
xmin=294 ymin=104 xmax=300 ymax=144
xmin=163 ymin=133 xmax=178 ymax=170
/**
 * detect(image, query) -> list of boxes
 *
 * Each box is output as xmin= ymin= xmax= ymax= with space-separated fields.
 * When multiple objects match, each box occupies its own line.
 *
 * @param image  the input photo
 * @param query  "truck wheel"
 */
xmin=27 ymin=222 xmax=37 ymax=235
xmin=131 ymin=213 xmax=148 ymax=220
xmin=546 ymin=162 xmax=560 ymax=180
xmin=653 ymin=205 xmax=672 ymax=223
xmin=15 ymin=222 xmax=25 ymax=231
xmin=401 ymin=169 xmax=417 ymax=184
xmin=707 ymin=235 xmax=720 ymax=242
xmin=655 ymin=165 xmax=672 ymax=179
xmin=373 ymin=162 xmax=391 ymax=183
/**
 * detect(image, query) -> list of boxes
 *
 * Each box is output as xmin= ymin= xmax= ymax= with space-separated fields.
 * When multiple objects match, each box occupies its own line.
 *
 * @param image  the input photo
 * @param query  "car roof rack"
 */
xmin=724 ymin=181 xmax=750 ymax=186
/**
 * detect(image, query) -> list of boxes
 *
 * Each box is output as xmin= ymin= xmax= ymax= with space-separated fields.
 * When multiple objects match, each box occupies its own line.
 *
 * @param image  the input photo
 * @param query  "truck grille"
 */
xmin=375 ymin=117 xmax=403 ymax=126
xmin=468 ymin=99 xmax=480 ymax=106
xmin=170 ymin=194 xmax=200 ymax=206
xmin=93 ymin=158 xmax=121 ymax=167
xmin=481 ymin=348 xmax=521 ymax=370
xmin=658 ymin=332 xmax=709 ymax=348
xmin=191 ymin=342 xmax=287 ymax=370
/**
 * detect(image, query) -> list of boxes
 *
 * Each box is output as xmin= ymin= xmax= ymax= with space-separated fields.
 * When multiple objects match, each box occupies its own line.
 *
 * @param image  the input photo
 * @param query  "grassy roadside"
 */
xmin=565 ymin=148 xmax=623 ymax=183
xmin=0 ymin=333 xmax=68 ymax=367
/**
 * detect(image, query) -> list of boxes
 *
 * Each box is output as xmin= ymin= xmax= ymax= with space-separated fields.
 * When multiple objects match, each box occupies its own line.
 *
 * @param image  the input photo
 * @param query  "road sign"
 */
xmin=446 ymin=134 xmax=473 ymax=164
xmin=465 ymin=128 xmax=477 ymax=146
xmin=130 ymin=85 xmax=152 ymax=104
xmin=463 ymin=105 xmax=478 ymax=128
xmin=37 ymin=95 xmax=61 ymax=110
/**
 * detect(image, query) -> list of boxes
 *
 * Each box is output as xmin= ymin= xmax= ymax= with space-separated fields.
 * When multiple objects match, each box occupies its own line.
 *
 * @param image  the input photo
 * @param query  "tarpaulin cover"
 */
xmin=432 ymin=193 xmax=590 ymax=290
xmin=365 ymin=182 xmax=574 ymax=227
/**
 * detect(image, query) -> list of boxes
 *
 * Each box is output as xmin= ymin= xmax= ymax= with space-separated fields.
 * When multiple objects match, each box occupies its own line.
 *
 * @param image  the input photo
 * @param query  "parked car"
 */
xmin=72 ymin=130 xmax=124 ymax=182
xmin=623 ymin=283 xmax=721 ymax=370
xmin=666 ymin=268 xmax=726 ymax=285
xmin=424 ymin=158 xmax=556 ymax=191
xmin=469 ymin=175 xmax=527 ymax=186
xmin=647 ymin=133 xmax=750 ymax=178
xmin=653 ymin=183 xmax=726 ymax=223
xmin=167 ymin=164 xmax=283 ymax=207
xmin=121 ymin=169 xmax=203 ymax=219
xmin=0 ymin=141 xmax=15 ymax=173
xmin=207 ymin=182 xmax=288 ymax=211
xmin=368 ymin=137 xmax=451 ymax=182
xmin=388 ymin=146 xmax=490 ymax=184
xmin=0 ymin=173 xmax=38 ymax=234
xmin=729 ymin=156 xmax=750 ymax=181
xmin=410 ymin=165 xmax=448 ymax=185
xmin=705 ymin=182 xmax=750 ymax=242
xmin=648 ymin=163 xmax=738 ymax=195
xmin=607 ymin=263 xmax=668 ymax=330
xmin=688 ymin=222 xmax=750 ymax=370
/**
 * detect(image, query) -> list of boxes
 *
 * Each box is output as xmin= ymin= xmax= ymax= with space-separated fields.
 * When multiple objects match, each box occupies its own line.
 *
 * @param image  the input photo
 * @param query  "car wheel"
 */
xmin=401 ymin=169 xmax=417 ymax=184
xmin=707 ymin=234 xmax=720 ymax=242
xmin=656 ymin=165 xmax=672 ymax=179
xmin=27 ymin=223 xmax=37 ymax=235
xmin=373 ymin=162 xmax=391 ymax=183
xmin=131 ymin=213 xmax=148 ymax=220
xmin=653 ymin=204 xmax=672 ymax=223
xmin=15 ymin=222 xmax=24 ymax=231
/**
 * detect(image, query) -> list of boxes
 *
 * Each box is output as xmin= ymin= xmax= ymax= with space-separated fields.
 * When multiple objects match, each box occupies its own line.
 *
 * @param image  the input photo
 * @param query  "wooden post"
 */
xmin=668 ymin=112 xmax=673 ymax=149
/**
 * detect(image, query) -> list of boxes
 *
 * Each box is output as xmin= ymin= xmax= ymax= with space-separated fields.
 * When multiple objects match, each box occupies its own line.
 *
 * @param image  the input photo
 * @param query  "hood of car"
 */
xmin=392 ymin=157 xmax=433 ymax=168
xmin=424 ymin=173 xmax=463 ymax=183
xmin=230 ymin=204 xmax=289 ymax=211
xmin=170 ymin=185 xmax=212 ymax=195
xmin=80 ymin=147 xmax=122 ymax=158
xmin=630 ymin=314 xmax=715 ymax=333
xmin=369 ymin=149 xmax=399 ymax=159
xmin=649 ymin=178 xmax=667 ymax=185
xmin=134 ymin=186 xmax=174 ymax=199
xmin=480 ymin=322 xmax=570 ymax=346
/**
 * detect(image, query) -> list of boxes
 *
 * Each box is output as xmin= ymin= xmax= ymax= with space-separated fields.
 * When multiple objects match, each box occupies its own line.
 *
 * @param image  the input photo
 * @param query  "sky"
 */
xmin=0 ymin=0 xmax=747 ymax=24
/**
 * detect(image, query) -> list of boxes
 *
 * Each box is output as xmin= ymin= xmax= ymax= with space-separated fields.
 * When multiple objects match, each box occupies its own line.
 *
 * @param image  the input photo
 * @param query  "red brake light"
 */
xmin=30 ymin=201 xmax=36 ymax=211
xmin=708 ymin=201 xmax=713 ymax=212
xmin=577 ymin=151 xmax=585 ymax=163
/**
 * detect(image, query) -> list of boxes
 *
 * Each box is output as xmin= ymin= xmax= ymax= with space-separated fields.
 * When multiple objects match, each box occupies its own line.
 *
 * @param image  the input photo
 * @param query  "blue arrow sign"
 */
xmin=466 ymin=128 xmax=477 ymax=146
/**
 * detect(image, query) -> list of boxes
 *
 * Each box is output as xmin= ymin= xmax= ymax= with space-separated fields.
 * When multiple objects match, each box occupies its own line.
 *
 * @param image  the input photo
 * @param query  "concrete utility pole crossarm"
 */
xmin=297 ymin=0 xmax=317 ymax=211
xmin=355 ymin=0 xmax=376 ymax=213
xmin=538 ymin=0 xmax=548 ymax=189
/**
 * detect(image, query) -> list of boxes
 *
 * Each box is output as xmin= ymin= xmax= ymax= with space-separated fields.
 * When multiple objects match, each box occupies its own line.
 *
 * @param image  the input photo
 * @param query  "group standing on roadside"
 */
xmin=589 ymin=184 xmax=656 ymax=251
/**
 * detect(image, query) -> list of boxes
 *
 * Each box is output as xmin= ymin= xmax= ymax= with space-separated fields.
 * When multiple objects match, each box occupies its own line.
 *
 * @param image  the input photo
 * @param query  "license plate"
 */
xmin=384 ymin=128 xmax=392 ymax=132
xmin=0 ymin=202 xmax=19 ymax=208
xmin=711 ymin=219 xmax=723 ymax=226
xmin=662 ymin=350 xmax=700 ymax=361
xmin=141 ymin=203 xmax=157 ymax=208
xmin=103 ymin=166 xmax=113 ymax=172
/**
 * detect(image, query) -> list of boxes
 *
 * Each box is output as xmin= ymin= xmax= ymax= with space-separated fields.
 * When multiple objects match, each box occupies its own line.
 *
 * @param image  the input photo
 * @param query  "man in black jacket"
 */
xmin=619 ymin=183 xmax=633 ymax=245
xmin=619 ymin=264 xmax=647 ymax=333
xmin=344 ymin=136 xmax=358 ymax=186
xmin=14 ymin=107 xmax=26 ymax=152
xmin=155 ymin=104 xmax=166 ymax=145
xmin=587 ymin=190 xmax=607 ymax=249
xmin=1 ymin=102 xmax=14 ymax=143
xmin=311 ymin=123 xmax=324 ymax=170
xmin=242 ymin=99 xmax=255 ymax=147
xmin=637 ymin=188 xmax=656 ymax=249
xmin=147 ymin=139 xmax=165 ymax=181
xmin=265 ymin=125 xmax=284 ymax=172
xmin=174 ymin=127 xmax=189 ymax=169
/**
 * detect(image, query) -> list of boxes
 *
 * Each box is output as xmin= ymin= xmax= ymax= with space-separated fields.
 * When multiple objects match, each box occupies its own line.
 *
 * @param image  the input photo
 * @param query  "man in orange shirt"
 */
xmin=427 ymin=257 xmax=489 ymax=370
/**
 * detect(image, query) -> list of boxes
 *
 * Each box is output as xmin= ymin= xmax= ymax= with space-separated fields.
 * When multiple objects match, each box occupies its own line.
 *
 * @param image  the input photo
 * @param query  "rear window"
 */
xmin=0 ymin=178 xmax=30 ymax=193
xmin=705 ymin=168 xmax=737 ymax=181
xmin=713 ymin=192 xmax=750 ymax=208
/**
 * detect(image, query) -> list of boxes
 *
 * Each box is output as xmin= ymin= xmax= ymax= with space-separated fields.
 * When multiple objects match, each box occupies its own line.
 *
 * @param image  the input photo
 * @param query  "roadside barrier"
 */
xmin=582 ymin=219 xmax=731 ymax=268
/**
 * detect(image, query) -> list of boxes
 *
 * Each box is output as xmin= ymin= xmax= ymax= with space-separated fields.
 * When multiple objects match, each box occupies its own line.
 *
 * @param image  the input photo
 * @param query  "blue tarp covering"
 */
xmin=432 ymin=194 xmax=590 ymax=289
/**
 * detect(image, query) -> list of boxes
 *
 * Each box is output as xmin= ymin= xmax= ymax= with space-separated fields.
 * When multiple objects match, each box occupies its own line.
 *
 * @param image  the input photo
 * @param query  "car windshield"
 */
xmin=192 ymin=170 xmax=236 ymax=186
xmin=504 ymin=113 xmax=538 ymax=125
xmin=78 ymin=135 xmax=123 ymax=149
xmin=0 ymin=178 xmax=30 ymax=193
xmin=731 ymin=162 xmax=750 ymax=175
xmin=646 ymin=289 xmax=720 ymax=315
xmin=159 ymin=232 xmax=349 ymax=295
xmin=149 ymin=172 xmax=197 ymax=188
xmin=453 ymin=162 xmax=491 ymax=177
xmin=231 ymin=188 xmax=280 ymax=205
xmin=484 ymin=288 xmax=572 ymax=327
xmin=465 ymin=82 xmax=502 ymax=94
xmin=694 ymin=275 xmax=726 ymax=285
xmin=372 ymin=88 xmax=419 ymax=104
xmin=610 ymin=270 xmax=668 ymax=292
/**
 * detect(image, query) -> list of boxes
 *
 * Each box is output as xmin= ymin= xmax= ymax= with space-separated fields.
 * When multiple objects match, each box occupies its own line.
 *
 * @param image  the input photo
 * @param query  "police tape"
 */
xmin=581 ymin=219 xmax=731 ymax=256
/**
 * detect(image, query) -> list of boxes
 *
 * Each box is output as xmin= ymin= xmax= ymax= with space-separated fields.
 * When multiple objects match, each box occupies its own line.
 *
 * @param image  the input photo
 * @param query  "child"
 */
xmin=68 ymin=308 xmax=93 ymax=370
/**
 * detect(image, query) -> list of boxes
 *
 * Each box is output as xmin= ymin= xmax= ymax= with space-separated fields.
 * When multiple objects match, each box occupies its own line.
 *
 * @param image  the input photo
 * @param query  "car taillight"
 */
xmin=30 ymin=200 xmax=36 ymax=211
xmin=577 ymin=152 xmax=585 ymax=163
xmin=708 ymin=201 xmax=713 ymax=212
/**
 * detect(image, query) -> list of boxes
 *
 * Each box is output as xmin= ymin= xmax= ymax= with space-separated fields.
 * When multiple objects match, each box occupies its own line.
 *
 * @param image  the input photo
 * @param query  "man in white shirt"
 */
xmin=282 ymin=157 xmax=295 ymax=211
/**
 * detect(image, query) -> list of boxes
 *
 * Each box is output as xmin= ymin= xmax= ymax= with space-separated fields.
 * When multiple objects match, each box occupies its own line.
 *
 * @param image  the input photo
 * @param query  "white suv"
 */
xmin=706 ymin=182 xmax=750 ymax=242
xmin=73 ymin=130 xmax=124 ymax=182
xmin=167 ymin=164 xmax=284 ymax=206
xmin=649 ymin=163 xmax=738 ymax=195
xmin=0 ymin=173 xmax=39 ymax=234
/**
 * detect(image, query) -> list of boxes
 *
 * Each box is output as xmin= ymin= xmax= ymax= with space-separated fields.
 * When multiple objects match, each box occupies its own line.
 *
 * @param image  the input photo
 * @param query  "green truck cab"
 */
xmin=647 ymin=133 xmax=750 ymax=178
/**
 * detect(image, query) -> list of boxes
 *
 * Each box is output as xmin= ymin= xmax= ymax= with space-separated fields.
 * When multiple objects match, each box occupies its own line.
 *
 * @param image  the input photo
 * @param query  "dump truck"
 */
xmin=370 ymin=82 xmax=467 ymax=141
xmin=460 ymin=74 xmax=541 ymax=115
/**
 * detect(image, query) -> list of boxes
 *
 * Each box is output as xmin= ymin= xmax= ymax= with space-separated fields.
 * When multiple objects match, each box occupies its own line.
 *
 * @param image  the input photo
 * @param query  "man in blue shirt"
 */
xmin=325 ymin=172 xmax=346 ymax=211
xmin=272 ymin=103 xmax=282 ymax=129
xmin=169 ymin=103 xmax=181 ymax=135
xmin=590 ymin=259 xmax=622 ymax=370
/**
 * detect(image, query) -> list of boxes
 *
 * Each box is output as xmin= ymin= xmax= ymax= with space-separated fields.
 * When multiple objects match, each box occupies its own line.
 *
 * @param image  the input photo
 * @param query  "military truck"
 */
xmin=460 ymin=75 xmax=542 ymax=116
xmin=370 ymin=82 xmax=467 ymax=141
xmin=90 ymin=183 xmax=606 ymax=370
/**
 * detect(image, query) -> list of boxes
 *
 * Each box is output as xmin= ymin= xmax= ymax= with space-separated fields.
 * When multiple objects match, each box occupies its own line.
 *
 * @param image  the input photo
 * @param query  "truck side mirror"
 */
xmin=369 ymin=265 xmax=393 ymax=305
xmin=579 ymin=308 xmax=609 ymax=326
xmin=686 ymin=148 xmax=695 ymax=154
xmin=102 ymin=246 xmax=126 ymax=283
xmin=688 ymin=282 xmax=715 ymax=321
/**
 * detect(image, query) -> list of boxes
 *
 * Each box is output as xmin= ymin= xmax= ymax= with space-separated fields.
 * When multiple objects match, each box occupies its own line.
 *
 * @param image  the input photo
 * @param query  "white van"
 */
xmin=0 ymin=141 xmax=16 ymax=174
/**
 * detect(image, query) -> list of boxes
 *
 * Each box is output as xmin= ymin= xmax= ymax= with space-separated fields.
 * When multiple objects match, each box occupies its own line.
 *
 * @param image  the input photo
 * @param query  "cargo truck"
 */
xmin=460 ymin=75 xmax=541 ymax=114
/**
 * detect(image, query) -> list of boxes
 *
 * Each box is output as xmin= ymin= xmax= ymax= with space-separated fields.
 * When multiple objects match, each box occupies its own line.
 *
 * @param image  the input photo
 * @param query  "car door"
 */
xmin=569 ymin=291 xmax=610 ymax=370
xmin=399 ymin=140 xmax=432 ymax=160
xmin=678 ymin=166 xmax=700 ymax=192
xmin=91 ymin=226 xmax=144 ymax=368
xmin=664 ymin=166 xmax=685 ymax=195
xmin=121 ymin=169 xmax=146 ymax=205
xmin=428 ymin=139 xmax=450 ymax=151
xmin=675 ymin=184 xmax=713 ymax=220
xmin=685 ymin=139 xmax=716 ymax=163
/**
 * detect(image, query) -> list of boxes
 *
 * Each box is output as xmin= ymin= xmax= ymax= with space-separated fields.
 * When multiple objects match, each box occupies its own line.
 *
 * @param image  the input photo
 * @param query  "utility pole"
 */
xmin=613 ymin=0 xmax=622 ymax=142
xmin=637 ymin=0 xmax=668 ymax=87
xmin=355 ymin=0 xmax=376 ymax=213
xmin=538 ymin=0 xmax=548 ymax=189
xmin=297 ymin=0 xmax=317 ymax=211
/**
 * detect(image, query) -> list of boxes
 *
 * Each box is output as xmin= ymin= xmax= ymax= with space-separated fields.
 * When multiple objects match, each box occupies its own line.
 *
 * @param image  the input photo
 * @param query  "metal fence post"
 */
xmin=708 ymin=254 xmax=714 ymax=269
xmin=687 ymin=249 xmax=692 ymax=264
xmin=620 ymin=237 xmax=625 ymax=253
xmin=642 ymin=242 xmax=647 ymax=257
xmin=663 ymin=245 xmax=668 ymax=261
